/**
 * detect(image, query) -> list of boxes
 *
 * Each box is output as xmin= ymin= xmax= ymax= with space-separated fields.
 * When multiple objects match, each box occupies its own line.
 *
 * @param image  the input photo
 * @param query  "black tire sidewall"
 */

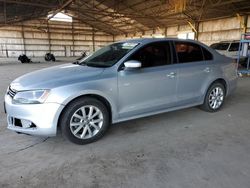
xmin=60 ymin=97 xmax=110 ymax=144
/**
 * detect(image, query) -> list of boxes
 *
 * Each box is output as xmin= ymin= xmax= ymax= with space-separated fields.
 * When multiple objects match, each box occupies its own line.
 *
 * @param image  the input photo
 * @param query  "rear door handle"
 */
xmin=204 ymin=67 xmax=210 ymax=73
xmin=166 ymin=72 xmax=176 ymax=78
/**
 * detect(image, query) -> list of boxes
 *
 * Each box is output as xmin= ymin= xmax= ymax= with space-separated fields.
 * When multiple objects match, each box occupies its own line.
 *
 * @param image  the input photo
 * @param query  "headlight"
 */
xmin=13 ymin=90 xmax=50 ymax=104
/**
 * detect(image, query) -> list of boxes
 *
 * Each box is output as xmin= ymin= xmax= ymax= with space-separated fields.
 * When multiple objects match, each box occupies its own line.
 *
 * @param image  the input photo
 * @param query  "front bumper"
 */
xmin=5 ymin=94 xmax=64 ymax=136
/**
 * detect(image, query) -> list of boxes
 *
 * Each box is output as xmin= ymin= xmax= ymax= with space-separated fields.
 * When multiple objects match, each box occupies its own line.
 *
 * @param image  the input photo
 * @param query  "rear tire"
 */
xmin=200 ymin=82 xmax=225 ymax=112
xmin=60 ymin=97 xmax=110 ymax=145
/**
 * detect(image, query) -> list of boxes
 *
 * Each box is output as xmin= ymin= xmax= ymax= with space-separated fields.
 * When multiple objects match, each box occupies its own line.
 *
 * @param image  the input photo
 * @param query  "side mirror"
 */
xmin=124 ymin=60 xmax=142 ymax=69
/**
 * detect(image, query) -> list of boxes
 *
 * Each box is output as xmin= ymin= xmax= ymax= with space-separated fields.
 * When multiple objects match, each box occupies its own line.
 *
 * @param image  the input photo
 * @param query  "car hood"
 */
xmin=10 ymin=63 xmax=105 ymax=90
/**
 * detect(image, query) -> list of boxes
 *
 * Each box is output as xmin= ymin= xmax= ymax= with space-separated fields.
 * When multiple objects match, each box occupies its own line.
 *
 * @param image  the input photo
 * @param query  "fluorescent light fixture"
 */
xmin=177 ymin=33 xmax=187 ymax=39
xmin=152 ymin=34 xmax=165 ymax=38
xmin=177 ymin=32 xmax=195 ymax=39
xmin=48 ymin=12 xmax=72 ymax=22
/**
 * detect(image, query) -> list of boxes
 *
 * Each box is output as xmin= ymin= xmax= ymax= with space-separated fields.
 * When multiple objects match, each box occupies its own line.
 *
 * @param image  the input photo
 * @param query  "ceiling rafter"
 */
xmin=105 ymin=0 xmax=164 ymax=27
xmin=0 ymin=0 xmax=250 ymax=35
xmin=70 ymin=10 xmax=126 ymax=35
xmin=72 ymin=1 xmax=147 ymax=32
xmin=48 ymin=0 xmax=73 ymax=20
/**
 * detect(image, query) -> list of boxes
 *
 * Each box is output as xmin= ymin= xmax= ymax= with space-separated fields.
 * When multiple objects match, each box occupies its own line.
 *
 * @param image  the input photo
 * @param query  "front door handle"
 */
xmin=166 ymin=72 xmax=176 ymax=78
xmin=204 ymin=67 xmax=210 ymax=73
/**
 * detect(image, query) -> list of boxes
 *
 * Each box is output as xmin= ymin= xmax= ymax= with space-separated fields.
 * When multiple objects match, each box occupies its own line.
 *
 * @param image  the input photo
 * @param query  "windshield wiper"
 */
xmin=73 ymin=61 xmax=109 ymax=68
xmin=73 ymin=61 xmax=87 ymax=66
xmin=84 ymin=63 xmax=110 ymax=68
xmin=72 ymin=60 xmax=80 ymax=65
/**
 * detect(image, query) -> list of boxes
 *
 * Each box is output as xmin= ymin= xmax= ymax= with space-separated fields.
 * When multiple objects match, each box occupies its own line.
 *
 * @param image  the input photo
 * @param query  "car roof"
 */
xmin=117 ymin=37 xmax=204 ymax=45
xmin=114 ymin=37 xmax=223 ymax=59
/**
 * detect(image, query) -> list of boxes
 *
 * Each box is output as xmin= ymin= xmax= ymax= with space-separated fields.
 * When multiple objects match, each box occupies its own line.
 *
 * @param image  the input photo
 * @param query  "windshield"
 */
xmin=210 ymin=43 xmax=230 ymax=50
xmin=79 ymin=42 xmax=139 ymax=67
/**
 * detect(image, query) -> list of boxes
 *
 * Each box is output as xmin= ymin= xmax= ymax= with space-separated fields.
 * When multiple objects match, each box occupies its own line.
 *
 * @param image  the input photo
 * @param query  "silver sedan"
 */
xmin=4 ymin=38 xmax=237 ymax=144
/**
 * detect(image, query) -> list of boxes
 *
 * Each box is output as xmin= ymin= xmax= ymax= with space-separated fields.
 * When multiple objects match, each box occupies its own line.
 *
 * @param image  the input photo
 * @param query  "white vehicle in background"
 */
xmin=210 ymin=41 xmax=250 ymax=67
xmin=210 ymin=41 xmax=240 ymax=59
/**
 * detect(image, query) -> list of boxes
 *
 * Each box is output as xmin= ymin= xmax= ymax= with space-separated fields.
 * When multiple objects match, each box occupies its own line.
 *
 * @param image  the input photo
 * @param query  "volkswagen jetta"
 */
xmin=4 ymin=38 xmax=237 ymax=144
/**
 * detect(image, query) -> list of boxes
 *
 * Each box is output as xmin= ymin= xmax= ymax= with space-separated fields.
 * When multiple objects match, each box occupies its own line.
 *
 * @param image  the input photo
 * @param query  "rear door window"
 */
xmin=175 ymin=41 xmax=203 ymax=63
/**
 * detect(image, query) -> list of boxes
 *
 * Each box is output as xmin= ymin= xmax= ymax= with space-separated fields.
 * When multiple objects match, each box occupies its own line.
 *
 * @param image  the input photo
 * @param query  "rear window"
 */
xmin=175 ymin=41 xmax=203 ymax=63
xmin=210 ymin=43 xmax=229 ymax=50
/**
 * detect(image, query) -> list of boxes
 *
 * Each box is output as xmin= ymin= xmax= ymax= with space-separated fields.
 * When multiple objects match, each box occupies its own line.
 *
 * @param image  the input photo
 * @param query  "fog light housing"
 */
xmin=21 ymin=119 xmax=32 ymax=129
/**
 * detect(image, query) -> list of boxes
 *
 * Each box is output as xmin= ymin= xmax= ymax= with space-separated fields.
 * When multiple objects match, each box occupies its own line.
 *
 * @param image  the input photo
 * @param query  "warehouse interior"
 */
xmin=1 ymin=0 xmax=250 ymax=187
xmin=1 ymin=0 xmax=250 ymax=58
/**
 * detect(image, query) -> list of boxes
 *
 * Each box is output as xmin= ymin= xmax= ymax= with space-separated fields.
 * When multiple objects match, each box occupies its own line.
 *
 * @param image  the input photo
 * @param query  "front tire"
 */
xmin=200 ymin=82 xmax=225 ymax=112
xmin=60 ymin=97 xmax=110 ymax=144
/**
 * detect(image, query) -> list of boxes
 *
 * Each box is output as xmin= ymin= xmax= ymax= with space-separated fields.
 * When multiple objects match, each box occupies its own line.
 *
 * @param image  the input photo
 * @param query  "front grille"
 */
xmin=7 ymin=87 xmax=17 ymax=98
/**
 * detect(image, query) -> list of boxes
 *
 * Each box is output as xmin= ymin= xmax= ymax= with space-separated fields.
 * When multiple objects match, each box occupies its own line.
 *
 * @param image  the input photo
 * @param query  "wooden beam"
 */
xmin=47 ymin=21 xmax=51 ymax=53
xmin=21 ymin=22 xmax=26 ymax=54
xmin=198 ymin=0 xmax=207 ymax=21
xmin=71 ymin=21 xmax=75 ymax=56
xmin=72 ymin=11 xmax=126 ymax=35
xmin=237 ymin=13 xmax=248 ymax=34
xmin=92 ymin=28 xmax=95 ymax=52
xmin=71 ymin=1 xmax=146 ymax=32
xmin=210 ymin=0 xmax=244 ymax=7
xmin=3 ymin=0 xmax=6 ymax=24
xmin=243 ymin=15 xmax=248 ymax=34
xmin=187 ymin=21 xmax=197 ymax=33
xmin=70 ymin=2 xmax=128 ymax=34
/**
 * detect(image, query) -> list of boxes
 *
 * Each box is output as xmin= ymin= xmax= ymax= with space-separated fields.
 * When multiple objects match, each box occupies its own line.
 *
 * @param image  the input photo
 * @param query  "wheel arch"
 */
xmin=208 ymin=78 xmax=227 ymax=95
xmin=200 ymin=78 xmax=227 ymax=112
xmin=57 ymin=93 xmax=113 ymax=129
xmin=201 ymin=78 xmax=228 ymax=103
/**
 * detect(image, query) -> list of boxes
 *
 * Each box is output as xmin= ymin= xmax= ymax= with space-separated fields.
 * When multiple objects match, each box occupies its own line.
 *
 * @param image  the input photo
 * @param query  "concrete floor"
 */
xmin=0 ymin=59 xmax=250 ymax=188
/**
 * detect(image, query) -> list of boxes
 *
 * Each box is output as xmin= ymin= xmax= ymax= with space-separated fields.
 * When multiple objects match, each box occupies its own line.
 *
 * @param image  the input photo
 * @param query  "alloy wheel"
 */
xmin=69 ymin=105 xmax=103 ymax=139
xmin=208 ymin=87 xmax=224 ymax=110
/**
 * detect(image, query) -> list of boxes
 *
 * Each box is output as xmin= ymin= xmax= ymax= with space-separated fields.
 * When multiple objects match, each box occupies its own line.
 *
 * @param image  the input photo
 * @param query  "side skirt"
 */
xmin=112 ymin=102 xmax=203 ymax=124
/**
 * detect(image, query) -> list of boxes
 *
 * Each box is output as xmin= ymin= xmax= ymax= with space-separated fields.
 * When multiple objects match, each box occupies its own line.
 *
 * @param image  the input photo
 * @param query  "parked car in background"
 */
xmin=5 ymin=38 xmax=237 ymax=144
xmin=210 ymin=41 xmax=249 ymax=67
xmin=210 ymin=41 xmax=240 ymax=59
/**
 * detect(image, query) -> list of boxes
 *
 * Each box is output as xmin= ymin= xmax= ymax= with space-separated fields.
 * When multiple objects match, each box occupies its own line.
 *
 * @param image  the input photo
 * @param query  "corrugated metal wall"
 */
xmin=0 ymin=15 xmax=250 ymax=58
xmin=198 ymin=17 xmax=243 ymax=45
xmin=115 ymin=15 xmax=250 ymax=46
xmin=0 ymin=19 xmax=114 ymax=57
